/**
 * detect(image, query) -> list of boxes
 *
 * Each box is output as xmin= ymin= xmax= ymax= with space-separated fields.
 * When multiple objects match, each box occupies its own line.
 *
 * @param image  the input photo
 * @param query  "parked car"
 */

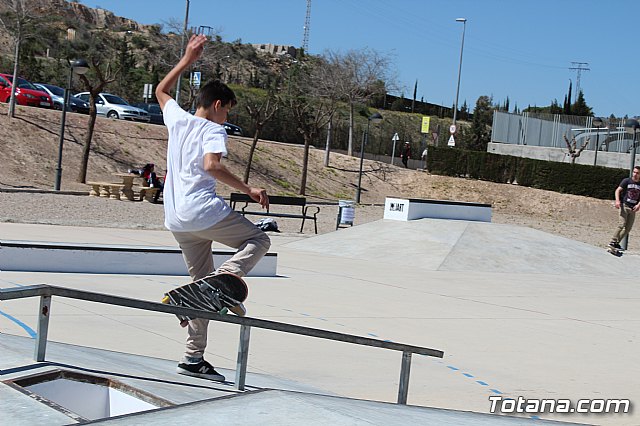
xmin=187 ymin=106 xmax=244 ymax=136
xmin=132 ymin=102 xmax=163 ymax=125
xmin=73 ymin=92 xmax=150 ymax=122
xmin=0 ymin=73 xmax=52 ymax=108
xmin=33 ymin=83 xmax=90 ymax=114
xmin=223 ymin=122 xmax=244 ymax=136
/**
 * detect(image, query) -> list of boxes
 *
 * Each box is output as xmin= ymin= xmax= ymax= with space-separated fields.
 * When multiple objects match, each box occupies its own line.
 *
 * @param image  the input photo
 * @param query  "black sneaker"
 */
xmin=609 ymin=242 xmax=622 ymax=250
xmin=176 ymin=359 xmax=225 ymax=381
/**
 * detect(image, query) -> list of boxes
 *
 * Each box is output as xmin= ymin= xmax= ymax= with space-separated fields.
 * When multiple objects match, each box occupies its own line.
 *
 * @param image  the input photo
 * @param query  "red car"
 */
xmin=0 ymin=73 xmax=52 ymax=108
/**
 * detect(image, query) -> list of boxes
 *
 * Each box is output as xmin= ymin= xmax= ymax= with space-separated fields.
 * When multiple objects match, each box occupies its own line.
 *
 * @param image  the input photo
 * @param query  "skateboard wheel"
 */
xmin=161 ymin=295 xmax=170 ymax=304
xmin=219 ymin=307 xmax=228 ymax=315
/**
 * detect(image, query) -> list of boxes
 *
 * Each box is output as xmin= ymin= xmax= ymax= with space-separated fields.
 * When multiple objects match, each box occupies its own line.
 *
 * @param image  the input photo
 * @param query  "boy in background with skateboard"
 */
xmin=608 ymin=165 xmax=640 ymax=255
xmin=156 ymin=34 xmax=271 ymax=381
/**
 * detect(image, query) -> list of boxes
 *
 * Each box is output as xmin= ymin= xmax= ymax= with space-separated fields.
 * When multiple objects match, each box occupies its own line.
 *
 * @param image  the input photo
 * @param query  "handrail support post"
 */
xmin=397 ymin=351 xmax=412 ymax=404
xmin=235 ymin=324 xmax=251 ymax=390
xmin=35 ymin=295 xmax=52 ymax=362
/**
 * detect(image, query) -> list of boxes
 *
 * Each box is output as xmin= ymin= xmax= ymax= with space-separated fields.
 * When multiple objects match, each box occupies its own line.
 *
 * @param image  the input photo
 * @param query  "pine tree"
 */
xmin=564 ymin=81 xmax=572 ymax=115
xmin=469 ymin=95 xmax=493 ymax=151
xmin=572 ymin=90 xmax=593 ymax=117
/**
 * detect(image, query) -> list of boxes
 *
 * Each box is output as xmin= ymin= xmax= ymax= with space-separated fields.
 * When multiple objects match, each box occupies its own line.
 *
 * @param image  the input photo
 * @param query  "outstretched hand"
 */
xmin=248 ymin=188 xmax=269 ymax=209
xmin=184 ymin=34 xmax=207 ymax=64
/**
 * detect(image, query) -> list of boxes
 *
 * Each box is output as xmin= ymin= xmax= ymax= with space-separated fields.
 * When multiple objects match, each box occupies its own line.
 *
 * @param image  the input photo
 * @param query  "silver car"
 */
xmin=74 ymin=92 xmax=150 ymax=122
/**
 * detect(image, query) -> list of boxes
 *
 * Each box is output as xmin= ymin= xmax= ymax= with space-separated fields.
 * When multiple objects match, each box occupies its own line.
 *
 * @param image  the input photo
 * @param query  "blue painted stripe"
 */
xmin=367 ymin=333 xmax=378 ymax=337
xmin=463 ymin=373 xmax=474 ymax=378
xmin=490 ymin=389 xmax=503 ymax=394
xmin=0 ymin=309 xmax=37 ymax=338
xmin=447 ymin=365 xmax=459 ymax=371
xmin=476 ymin=380 xmax=489 ymax=386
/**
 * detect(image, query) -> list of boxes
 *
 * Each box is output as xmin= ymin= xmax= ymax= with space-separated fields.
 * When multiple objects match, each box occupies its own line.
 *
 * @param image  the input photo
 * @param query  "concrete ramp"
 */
xmin=92 ymin=389 xmax=570 ymax=425
xmin=0 ymin=334 xmax=572 ymax=425
xmin=284 ymin=218 xmax=640 ymax=276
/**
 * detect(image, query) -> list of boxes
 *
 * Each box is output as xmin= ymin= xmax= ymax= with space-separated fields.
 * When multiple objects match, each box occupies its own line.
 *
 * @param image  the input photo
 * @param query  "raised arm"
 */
xmin=204 ymin=153 xmax=269 ymax=209
xmin=156 ymin=34 xmax=207 ymax=110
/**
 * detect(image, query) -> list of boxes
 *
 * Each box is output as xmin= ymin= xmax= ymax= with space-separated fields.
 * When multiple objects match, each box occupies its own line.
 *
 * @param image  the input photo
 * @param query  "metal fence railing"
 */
xmin=0 ymin=284 xmax=444 ymax=405
xmin=492 ymin=111 xmax=634 ymax=154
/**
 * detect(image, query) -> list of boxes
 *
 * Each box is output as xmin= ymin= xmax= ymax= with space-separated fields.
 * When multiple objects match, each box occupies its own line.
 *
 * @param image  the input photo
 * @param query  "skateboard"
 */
xmin=607 ymin=246 xmax=623 ymax=257
xmin=162 ymin=272 xmax=248 ymax=327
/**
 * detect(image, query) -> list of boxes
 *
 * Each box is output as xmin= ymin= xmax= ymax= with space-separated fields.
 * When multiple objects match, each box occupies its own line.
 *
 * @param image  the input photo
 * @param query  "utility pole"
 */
xmin=175 ymin=0 xmax=190 ymax=105
xmin=569 ymin=62 xmax=590 ymax=102
xmin=302 ymin=0 xmax=311 ymax=52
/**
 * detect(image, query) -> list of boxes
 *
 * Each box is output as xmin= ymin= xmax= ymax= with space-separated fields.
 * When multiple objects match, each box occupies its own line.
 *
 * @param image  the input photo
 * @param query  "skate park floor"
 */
xmin=1 ymin=218 xmax=638 ymax=425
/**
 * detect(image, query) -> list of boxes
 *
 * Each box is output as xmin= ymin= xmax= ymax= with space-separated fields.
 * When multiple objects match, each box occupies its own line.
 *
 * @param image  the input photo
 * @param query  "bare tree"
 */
xmin=71 ymin=29 xmax=121 ymax=183
xmin=0 ymin=0 xmax=46 ymax=118
xmin=563 ymin=134 xmax=589 ymax=164
xmin=323 ymin=48 xmax=394 ymax=156
xmin=285 ymin=59 xmax=338 ymax=195
xmin=242 ymin=89 xmax=280 ymax=183
xmin=76 ymin=59 xmax=118 ymax=183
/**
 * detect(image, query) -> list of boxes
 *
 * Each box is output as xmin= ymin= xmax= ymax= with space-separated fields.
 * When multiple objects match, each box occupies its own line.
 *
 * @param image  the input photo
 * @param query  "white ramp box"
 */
xmin=0 ymin=241 xmax=277 ymax=277
xmin=384 ymin=197 xmax=492 ymax=222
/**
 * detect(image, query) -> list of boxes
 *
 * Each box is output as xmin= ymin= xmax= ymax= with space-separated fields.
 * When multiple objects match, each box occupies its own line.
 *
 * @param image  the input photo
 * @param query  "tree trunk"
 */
xmin=299 ymin=134 xmax=311 ymax=195
xmin=323 ymin=117 xmax=332 ymax=167
xmin=8 ymin=26 xmax=20 ymax=118
xmin=347 ymin=102 xmax=354 ymax=156
xmin=77 ymin=110 xmax=97 ymax=183
xmin=244 ymin=127 xmax=262 ymax=183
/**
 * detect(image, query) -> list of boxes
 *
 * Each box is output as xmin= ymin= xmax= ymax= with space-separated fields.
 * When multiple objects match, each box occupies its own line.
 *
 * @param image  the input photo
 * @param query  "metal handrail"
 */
xmin=0 ymin=284 xmax=444 ymax=405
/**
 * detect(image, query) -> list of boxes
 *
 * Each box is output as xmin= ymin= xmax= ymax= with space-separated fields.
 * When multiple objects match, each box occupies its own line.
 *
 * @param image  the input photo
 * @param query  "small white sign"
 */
xmin=191 ymin=71 xmax=201 ymax=88
xmin=448 ymin=135 xmax=456 ymax=146
xmin=392 ymin=132 xmax=399 ymax=141
xmin=449 ymin=124 xmax=456 ymax=134
xmin=143 ymin=83 xmax=153 ymax=100
xmin=384 ymin=198 xmax=410 ymax=221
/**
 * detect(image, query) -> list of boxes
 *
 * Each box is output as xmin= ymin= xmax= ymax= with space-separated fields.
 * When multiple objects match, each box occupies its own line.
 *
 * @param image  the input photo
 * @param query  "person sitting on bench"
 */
xmin=129 ymin=163 xmax=164 ymax=203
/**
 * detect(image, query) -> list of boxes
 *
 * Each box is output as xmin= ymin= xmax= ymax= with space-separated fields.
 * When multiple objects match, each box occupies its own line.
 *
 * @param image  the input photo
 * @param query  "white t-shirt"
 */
xmin=162 ymin=99 xmax=231 ymax=232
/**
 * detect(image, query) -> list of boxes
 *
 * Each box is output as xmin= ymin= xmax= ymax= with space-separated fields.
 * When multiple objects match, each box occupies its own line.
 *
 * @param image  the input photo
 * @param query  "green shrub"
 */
xmin=426 ymin=146 xmax=626 ymax=200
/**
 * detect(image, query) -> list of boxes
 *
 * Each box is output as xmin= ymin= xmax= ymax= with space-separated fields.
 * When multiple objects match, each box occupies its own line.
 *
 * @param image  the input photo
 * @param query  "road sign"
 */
xmin=449 ymin=124 xmax=456 ymax=134
xmin=448 ymin=135 xmax=455 ymax=147
xmin=190 ymin=71 xmax=201 ymax=88
xmin=391 ymin=133 xmax=400 ymax=165
xmin=421 ymin=117 xmax=431 ymax=134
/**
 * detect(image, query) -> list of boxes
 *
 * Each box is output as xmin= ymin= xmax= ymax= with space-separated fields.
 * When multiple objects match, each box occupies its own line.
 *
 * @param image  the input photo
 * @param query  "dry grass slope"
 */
xmin=0 ymin=103 xmax=623 ymax=249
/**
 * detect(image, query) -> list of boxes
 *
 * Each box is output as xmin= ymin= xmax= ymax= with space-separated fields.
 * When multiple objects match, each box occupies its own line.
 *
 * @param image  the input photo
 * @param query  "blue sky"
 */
xmin=79 ymin=0 xmax=638 ymax=118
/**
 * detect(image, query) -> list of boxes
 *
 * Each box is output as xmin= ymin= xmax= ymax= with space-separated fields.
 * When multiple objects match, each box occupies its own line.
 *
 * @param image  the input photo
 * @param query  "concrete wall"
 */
xmin=488 ymin=142 xmax=640 ymax=170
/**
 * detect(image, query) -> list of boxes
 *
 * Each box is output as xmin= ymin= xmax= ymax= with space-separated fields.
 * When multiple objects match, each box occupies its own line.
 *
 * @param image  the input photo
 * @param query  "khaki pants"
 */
xmin=172 ymin=211 xmax=271 ymax=359
xmin=612 ymin=204 xmax=636 ymax=243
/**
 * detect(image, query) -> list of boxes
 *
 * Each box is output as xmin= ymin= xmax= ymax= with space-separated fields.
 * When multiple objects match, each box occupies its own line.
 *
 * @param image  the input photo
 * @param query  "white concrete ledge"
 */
xmin=0 ymin=240 xmax=277 ymax=277
xmin=384 ymin=197 xmax=492 ymax=222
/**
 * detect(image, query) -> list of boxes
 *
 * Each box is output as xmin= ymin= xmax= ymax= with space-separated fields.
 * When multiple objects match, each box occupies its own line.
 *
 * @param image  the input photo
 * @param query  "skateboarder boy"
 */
xmin=609 ymin=165 xmax=640 ymax=251
xmin=156 ymin=34 xmax=271 ymax=381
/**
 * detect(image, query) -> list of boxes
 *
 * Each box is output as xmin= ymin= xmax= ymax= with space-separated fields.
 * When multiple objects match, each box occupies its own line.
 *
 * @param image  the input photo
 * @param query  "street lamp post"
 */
xmin=620 ymin=118 xmax=640 ymax=250
xmin=356 ymin=112 xmax=383 ymax=203
xmin=54 ymin=59 xmax=89 ymax=191
xmin=452 ymin=17 xmax=467 ymax=128
xmin=592 ymin=117 xmax=603 ymax=166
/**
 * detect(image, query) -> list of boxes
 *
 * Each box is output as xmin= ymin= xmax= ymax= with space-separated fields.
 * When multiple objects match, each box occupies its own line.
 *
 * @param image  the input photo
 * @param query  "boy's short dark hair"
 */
xmin=195 ymin=80 xmax=237 ymax=109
